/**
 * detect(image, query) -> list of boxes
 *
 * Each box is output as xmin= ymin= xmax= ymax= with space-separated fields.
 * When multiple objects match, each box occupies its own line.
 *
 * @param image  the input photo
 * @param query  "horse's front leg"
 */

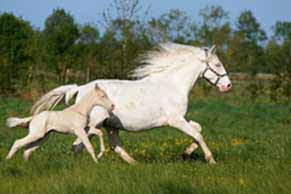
xmin=182 ymin=120 xmax=202 ymax=158
xmin=168 ymin=117 xmax=216 ymax=164
xmin=106 ymin=127 xmax=137 ymax=165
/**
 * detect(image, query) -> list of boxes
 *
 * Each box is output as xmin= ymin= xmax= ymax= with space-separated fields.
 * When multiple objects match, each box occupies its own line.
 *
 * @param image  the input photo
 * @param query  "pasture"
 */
xmin=0 ymin=91 xmax=290 ymax=194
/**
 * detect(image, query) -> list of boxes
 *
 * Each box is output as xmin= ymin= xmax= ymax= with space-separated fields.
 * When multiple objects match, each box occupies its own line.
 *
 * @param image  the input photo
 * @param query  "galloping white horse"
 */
xmin=32 ymin=43 xmax=232 ymax=164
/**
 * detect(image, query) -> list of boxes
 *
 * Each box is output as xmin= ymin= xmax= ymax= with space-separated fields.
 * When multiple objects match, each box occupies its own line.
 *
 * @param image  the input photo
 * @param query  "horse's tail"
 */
xmin=30 ymin=84 xmax=79 ymax=115
xmin=6 ymin=116 xmax=33 ymax=128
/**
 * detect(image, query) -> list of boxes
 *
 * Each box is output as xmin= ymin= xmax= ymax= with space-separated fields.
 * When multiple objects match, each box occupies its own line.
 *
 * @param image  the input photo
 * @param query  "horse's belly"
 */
xmin=108 ymin=107 xmax=167 ymax=131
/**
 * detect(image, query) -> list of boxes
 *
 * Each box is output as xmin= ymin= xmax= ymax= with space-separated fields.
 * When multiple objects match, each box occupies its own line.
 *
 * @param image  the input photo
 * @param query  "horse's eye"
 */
xmin=215 ymin=63 xmax=221 ymax=67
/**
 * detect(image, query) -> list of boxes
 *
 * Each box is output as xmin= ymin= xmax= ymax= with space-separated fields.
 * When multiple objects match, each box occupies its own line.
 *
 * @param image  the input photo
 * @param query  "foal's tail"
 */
xmin=30 ymin=84 xmax=79 ymax=115
xmin=6 ymin=116 xmax=33 ymax=128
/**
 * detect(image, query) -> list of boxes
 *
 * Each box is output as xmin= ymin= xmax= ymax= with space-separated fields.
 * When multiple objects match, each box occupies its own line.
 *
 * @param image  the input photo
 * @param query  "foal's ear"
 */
xmin=209 ymin=45 xmax=217 ymax=55
xmin=95 ymin=83 xmax=101 ymax=91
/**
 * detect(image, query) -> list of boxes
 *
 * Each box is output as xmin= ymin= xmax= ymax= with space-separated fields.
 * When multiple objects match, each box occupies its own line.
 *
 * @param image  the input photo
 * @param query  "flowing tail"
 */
xmin=30 ymin=84 xmax=79 ymax=115
xmin=6 ymin=116 xmax=33 ymax=128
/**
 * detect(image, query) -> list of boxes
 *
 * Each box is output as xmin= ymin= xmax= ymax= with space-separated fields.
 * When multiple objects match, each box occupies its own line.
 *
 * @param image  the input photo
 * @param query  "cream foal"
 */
xmin=6 ymin=84 xmax=114 ymax=162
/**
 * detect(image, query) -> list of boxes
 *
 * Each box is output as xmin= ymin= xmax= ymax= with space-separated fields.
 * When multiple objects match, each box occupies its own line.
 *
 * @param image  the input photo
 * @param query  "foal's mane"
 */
xmin=131 ymin=42 xmax=203 ymax=79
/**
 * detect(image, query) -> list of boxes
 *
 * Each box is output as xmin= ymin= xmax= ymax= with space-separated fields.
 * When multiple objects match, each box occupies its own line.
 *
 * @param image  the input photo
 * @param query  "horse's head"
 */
xmin=93 ymin=84 xmax=115 ymax=111
xmin=200 ymin=45 xmax=232 ymax=92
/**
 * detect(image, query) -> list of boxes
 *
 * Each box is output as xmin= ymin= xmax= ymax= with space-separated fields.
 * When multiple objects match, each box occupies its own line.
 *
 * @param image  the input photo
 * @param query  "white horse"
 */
xmin=6 ymin=84 xmax=114 ymax=162
xmin=32 ymin=42 xmax=232 ymax=164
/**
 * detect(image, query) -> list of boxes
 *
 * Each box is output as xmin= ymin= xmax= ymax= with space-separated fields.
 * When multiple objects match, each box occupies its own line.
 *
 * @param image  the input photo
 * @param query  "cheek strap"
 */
xmin=201 ymin=64 xmax=228 ymax=86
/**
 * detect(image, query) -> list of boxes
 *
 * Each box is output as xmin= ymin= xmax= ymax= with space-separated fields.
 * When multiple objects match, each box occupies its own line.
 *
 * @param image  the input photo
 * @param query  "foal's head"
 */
xmin=92 ymin=84 xmax=115 ymax=111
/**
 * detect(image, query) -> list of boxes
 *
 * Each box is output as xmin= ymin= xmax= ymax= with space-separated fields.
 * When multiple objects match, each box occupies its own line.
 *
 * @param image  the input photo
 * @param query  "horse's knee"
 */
xmin=110 ymin=143 xmax=119 ymax=151
xmin=113 ymin=146 xmax=122 ymax=153
xmin=189 ymin=120 xmax=202 ymax=132
xmin=190 ymin=131 xmax=203 ymax=143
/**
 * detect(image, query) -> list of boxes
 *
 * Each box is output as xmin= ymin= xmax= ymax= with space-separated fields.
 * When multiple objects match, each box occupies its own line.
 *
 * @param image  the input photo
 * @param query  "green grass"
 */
xmin=0 ymin=95 xmax=290 ymax=194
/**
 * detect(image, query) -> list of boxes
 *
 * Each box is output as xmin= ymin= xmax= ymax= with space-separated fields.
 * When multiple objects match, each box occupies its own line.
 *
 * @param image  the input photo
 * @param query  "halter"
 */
xmin=201 ymin=49 xmax=228 ymax=86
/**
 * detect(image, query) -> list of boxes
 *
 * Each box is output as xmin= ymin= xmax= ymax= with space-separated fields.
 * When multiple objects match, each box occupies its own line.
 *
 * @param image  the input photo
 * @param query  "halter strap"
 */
xmin=201 ymin=49 xmax=228 ymax=86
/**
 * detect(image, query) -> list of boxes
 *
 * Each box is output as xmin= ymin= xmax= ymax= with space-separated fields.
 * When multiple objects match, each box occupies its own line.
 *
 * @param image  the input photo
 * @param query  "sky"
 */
xmin=1 ymin=0 xmax=291 ymax=36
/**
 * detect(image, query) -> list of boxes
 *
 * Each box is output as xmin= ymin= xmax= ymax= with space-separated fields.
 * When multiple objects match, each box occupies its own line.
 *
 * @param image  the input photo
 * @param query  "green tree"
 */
xmin=196 ymin=5 xmax=231 ymax=48
xmin=0 ymin=13 xmax=33 ymax=92
xmin=75 ymin=24 xmax=101 ymax=81
xmin=147 ymin=9 xmax=196 ymax=43
xmin=100 ymin=0 xmax=151 ymax=79
xmin=43 ymin=8 xmax=79 ymax=82
xmin=227 ymin=10 xmax=267 ymax=72
xmin=267 ymin=21 xmax=291 ymax=102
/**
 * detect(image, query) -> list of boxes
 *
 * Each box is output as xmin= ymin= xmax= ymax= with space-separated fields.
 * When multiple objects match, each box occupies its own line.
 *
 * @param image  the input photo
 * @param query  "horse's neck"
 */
xmin=70 ymin=91 xmax=95 ymax=116
xmin=158 ymin=62 xmax=202 ymax=97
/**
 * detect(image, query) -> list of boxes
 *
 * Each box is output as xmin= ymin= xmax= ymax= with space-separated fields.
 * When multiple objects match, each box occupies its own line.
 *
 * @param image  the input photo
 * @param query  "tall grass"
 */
xmin=0 ymin=94 xmax=290 ymax=194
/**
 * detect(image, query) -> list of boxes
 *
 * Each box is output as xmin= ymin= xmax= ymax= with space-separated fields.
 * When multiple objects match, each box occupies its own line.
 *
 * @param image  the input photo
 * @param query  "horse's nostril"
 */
xmin=227 ymin=83 xmax=232 ymax=88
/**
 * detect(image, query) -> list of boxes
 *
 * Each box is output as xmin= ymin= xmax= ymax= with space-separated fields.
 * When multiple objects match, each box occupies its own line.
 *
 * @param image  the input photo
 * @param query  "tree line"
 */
xmin=0 ymin=0 xmax=290 ymax=101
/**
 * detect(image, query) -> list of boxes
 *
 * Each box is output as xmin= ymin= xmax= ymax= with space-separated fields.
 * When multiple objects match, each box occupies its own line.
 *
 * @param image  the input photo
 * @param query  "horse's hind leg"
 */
xmin=106 ymin=127 xmax=136 ymax=165
xmin=23 ymin=134 xmax=49 ymax=160
xmin=6 ymin=133 xmax=44 ymax=160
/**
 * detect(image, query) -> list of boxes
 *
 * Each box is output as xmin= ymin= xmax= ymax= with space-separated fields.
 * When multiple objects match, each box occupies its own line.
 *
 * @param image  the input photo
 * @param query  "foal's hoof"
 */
xmin=97 ymin=152 xmax=104 ymax=159
xmin=23 ymin=154 xmax=30 ymax=161
xmin=206 ymin=157 xmax=216 ymax=165
xmin=128 ymin=159 xmax=137 ymax=166
xmin=5 ymin=156 xmax=11 ymax=160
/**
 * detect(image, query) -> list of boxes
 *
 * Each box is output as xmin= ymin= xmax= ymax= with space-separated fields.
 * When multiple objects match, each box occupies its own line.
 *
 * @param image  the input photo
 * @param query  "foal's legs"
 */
xmin=23 ymin=135 xmax=49 ymax=160
xmin=74 ymin=129 xmax=98 ymax=163
xmin=88 ymin=127 xmax=105 ymax=159
xmin=106 ymin=127 xmax=136 ymax=165
xmin=6 ymin=133 xmax=44 ymax=160
xmin=72 ymin=107 xmax=109 ymax=154
xmin=168 ymin=117 xmax=216 ymax=164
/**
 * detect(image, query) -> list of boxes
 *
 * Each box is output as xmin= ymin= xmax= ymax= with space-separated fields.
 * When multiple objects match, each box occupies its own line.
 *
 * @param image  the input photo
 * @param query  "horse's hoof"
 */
xmin=72 ymin=144 xmax=83 ymax=155
xmin=181 ymin=152 xmax=199 ymax=161
xmin=181 ymin=153 xmax=188 ymax=160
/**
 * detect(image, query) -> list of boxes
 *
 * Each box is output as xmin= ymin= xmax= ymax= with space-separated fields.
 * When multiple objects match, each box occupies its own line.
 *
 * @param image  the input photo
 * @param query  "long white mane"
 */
xmin=131 ymin=42 xmax=203 ymax=79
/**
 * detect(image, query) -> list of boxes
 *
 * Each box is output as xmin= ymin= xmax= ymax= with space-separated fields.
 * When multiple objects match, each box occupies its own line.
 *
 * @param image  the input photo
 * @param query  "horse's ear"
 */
xmin=209 ymin=45 xmax=217 ymax=54
xmin=95 ymin=83 xmax=100 ymax=91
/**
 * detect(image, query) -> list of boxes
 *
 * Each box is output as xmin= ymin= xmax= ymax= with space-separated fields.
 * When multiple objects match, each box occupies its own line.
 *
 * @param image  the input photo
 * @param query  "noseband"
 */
xmin=201 ymin=49 xmax=228 ymax=86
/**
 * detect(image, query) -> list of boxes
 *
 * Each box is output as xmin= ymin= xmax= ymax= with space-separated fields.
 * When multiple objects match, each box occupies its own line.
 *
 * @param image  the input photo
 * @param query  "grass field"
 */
xmin=0 ymin=93 xmax=290 ymax=194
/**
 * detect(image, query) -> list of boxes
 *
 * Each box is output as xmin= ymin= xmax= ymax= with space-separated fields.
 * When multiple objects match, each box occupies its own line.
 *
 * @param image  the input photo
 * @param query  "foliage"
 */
xmin=43 ymin=8 xmax=79 ymax=81
xmin=0 ymin=1 xmax=290 ymax=101
xmin=0 ymin=13 xmax=33 ymax=93
xmin=267 ymin=24 xmax=291 ymax=102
